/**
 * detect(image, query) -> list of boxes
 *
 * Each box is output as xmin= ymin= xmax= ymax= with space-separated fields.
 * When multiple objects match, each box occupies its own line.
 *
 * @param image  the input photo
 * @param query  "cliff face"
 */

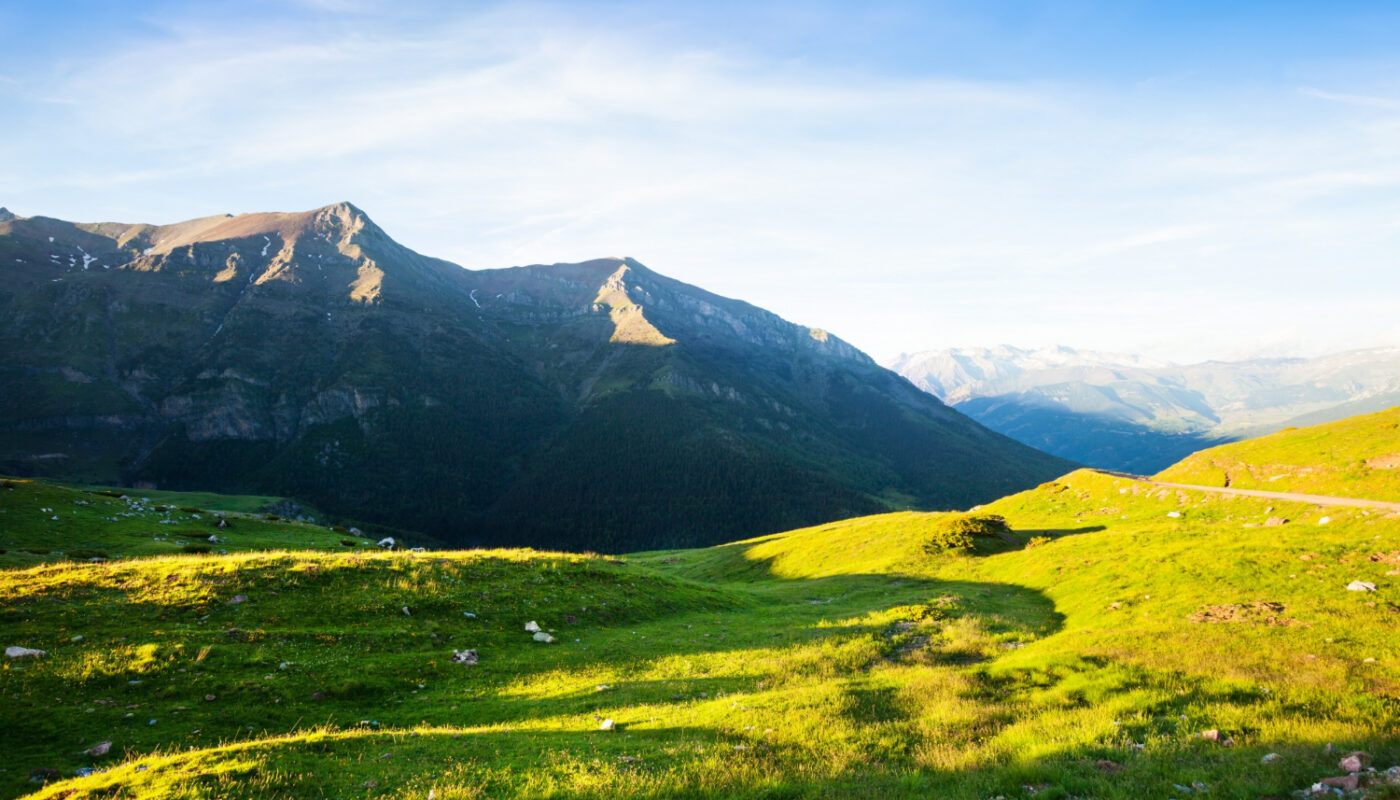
xmin=0 ymin=203 xmax=1072 ymax=551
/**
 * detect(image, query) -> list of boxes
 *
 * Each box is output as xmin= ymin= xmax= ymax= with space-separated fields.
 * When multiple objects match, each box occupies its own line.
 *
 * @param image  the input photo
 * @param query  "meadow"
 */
xmin=3 ymin=467 xmax=1397 ymax=798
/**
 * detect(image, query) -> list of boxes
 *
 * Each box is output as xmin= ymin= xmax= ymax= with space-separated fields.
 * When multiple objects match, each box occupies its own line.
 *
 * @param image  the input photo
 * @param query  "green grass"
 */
xmin=1156 ymin=405 xmax=1400 ymax=500
xmin=3 ymin=468 xmax=1398 ymax=798
xmin=0 ymin=477 xmax=367 ymax=569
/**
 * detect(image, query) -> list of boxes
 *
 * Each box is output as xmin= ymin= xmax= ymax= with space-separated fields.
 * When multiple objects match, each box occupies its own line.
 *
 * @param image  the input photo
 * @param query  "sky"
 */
xmin=2 ymin=0 xmax=1399 ymax=364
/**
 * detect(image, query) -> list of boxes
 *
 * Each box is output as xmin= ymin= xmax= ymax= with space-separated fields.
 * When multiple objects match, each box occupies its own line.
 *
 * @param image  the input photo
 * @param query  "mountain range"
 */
xmin=887 ymin=344 xmax=1400 ymax=473
xmin=0 ymin=203 xmax=1071 ymax=551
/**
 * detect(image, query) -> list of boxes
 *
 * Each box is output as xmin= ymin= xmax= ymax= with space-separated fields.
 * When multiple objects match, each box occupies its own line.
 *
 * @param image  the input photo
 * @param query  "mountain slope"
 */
xmin=887 ymin=345 xmax=1400 ymax=473
xmin=1155 ymin=405 xmax=1400 ymax=501
xmin=4 ymin=468 xmax=1397 ymax=799
xmin=0 ymin=204 xmax=1072 ymax=551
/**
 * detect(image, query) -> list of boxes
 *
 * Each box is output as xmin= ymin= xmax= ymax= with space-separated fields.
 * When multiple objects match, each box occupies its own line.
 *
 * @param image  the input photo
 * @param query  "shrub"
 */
xmin=22 ymin=548 xmax=50 ymax=555
xmin=922 ymin=514 xmax=1012 ymax=554
xmin=152 ymin=505 xmax=168 ymax=512
xmin=1025 ymin=536 xmax=1052 ymax=549
xmin=66 ymin=548 xmax=109 ymax=560
xmin=179 ymin=506 xmax=202 ymax=513
xmin=923 ymin=525 xmax=974 ymax=553
xmin=340 ymin=539 xmax=360 ymax=547
xmin=94 ymin=489 xmax=124 ymax=498
xmin=182 ymin=544 xmax=211 ymax=554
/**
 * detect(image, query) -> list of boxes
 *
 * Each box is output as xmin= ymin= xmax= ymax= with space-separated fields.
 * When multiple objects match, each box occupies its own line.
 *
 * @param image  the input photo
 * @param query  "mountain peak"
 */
xmin=0 ymin=207 xmax=16 ymax=222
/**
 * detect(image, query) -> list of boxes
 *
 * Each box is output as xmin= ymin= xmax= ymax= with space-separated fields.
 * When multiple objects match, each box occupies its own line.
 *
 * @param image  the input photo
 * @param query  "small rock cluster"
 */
xmin=1294 ymin=751 xmax=1399 ymax=798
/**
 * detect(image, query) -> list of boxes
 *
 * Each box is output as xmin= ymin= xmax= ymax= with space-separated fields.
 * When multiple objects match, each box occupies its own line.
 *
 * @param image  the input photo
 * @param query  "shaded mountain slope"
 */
xmin=0 ymin=203 xmax=1071 ymax=550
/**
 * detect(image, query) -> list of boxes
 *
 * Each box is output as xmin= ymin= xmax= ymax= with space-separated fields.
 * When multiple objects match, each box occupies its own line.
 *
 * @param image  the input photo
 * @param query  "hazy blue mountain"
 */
xmin=887 ymin=345 xmax=1400 ymax=473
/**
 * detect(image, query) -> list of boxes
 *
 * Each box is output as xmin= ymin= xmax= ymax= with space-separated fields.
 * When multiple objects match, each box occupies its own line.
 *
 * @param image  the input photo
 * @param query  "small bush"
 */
xmin=1025 ymin=536 xmax=1052 ymax=549
xmin=340 ymin=539 xmax=361 ymax=547
xmin=179 ymin=506 xmax=202 ymax=513
xmin=22 ymin=548 xmax=51 ymax=555
xmin=182 ymin=544 xmax=211 ymax=554
xmin=94 ymin=489 xmax=124 ymax=498
xmin=924 ymin=526 xmax=974 ymax=552
xmin=922 ymin=514 xmax=1012 ymax=554
xmin=66 ymin=548 xmax=109 ymax=560
xmin=152 ymin=505 xmax=168 ymax=512
xmin=264 ymin=514 xmax=281 ymax=521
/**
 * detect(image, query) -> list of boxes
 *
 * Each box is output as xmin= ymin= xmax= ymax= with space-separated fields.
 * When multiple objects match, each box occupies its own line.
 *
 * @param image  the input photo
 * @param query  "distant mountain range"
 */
xmin=887 ymin=344 xmax=1400 ymax=473
xmin=0 ymin=203 xmax=1071 ymax=551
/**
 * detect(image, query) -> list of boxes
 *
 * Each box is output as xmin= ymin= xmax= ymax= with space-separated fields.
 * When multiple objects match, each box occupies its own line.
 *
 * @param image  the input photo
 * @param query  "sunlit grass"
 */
xmin=3 ymin=469 xmax=1398 ymax=797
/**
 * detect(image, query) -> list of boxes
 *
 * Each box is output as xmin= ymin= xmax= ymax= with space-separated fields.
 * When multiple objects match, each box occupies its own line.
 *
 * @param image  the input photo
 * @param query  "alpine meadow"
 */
xmin=3 ymin=3 xmax=1399 ymax=800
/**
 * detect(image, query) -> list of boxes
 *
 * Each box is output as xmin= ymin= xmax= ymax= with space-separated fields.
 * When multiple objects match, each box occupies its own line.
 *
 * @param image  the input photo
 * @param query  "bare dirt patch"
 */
xmin=1366 ymin=453 xmax=1400 ymax=470
xmin=1188 ymin=601 xmax=1302 ymax=626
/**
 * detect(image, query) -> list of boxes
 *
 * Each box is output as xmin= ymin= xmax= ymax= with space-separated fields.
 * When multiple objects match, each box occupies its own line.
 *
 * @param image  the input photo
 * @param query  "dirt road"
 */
xmin=1091 ymin=470 xmax=1400 ymax=513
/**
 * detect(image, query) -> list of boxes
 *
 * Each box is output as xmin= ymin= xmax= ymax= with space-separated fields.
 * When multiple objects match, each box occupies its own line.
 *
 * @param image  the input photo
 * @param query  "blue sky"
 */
xmin=3 ymin=1 xmax=1399 ymax=363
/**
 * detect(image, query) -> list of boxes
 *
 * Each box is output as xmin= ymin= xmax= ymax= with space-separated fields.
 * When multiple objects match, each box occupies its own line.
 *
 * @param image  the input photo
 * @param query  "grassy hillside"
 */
xmin=0 ymin=477 xmax=375 ymax=569
xmin=4 ymin=469 xmax=1398 ymax=798
xmin=1156 ymin=405 xmax=1400 ymax=500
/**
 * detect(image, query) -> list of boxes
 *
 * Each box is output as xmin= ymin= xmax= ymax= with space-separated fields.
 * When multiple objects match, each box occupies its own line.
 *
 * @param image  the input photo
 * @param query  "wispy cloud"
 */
xmin=3 ymin=3 xmax=1398 ymax=361
xmin=1300 ymin=87 xmax=1400 ymax=110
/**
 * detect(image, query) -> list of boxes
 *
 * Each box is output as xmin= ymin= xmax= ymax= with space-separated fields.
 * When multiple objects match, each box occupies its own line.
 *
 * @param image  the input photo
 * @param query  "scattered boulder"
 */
xmin=1347 ymin=581 xmax=1378 ymax=592
xmin=599 ymin=718 xmax=615 ymax=731
xmin=452 ymin=649 xmax=478 ymax=665
xmin=1265 ymin=517 xmax=1288 ymax=527
xmin=84 ymin=741 xmax=111 ymax=757
xmin=524 ymin=621 xmax=541 ymax=633
xmin=1261 ymin=752 xmax=1281 ymax=764
xmin=463 ymin=612 xmax=477 ymax=619
xmin=1166 ymin=511 xmax=1181 ymax=518
xmin=1318 ymin=516 xmax=1331 ymax=525
xmin=1320 ymin=774 xmax=1360 ymax=791
xmin=1340 ymin=751 xmax=1370 ymax=773
xmin=311 ymin=692 xmax=326 ymax=700
xmin=204 ymin=694 xmax=216 ymax=702
xmin=1201 ymin=729 xmax=1222 ymax=742
xmin=228 ymin=595 xmax=248 ymax=605
xmin=6 ymin=646 xmax=45 ymax=659
xmin=376 ymin=537 xmax=395 ymax=549
xmin=533 ymin=632 xmax=555 ymax=644
xmin=402 ymin=606 xmax=411 ymax=617
xmin=565 ymin=614 xmax=578 ymax=624
xmin=28 ymin=768 xmax=60 ymax=784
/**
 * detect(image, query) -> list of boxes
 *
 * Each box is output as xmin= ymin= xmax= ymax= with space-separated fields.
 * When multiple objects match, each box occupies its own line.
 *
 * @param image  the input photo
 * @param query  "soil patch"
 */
xmin=1188 ymin=601 xmax=1301 ymax=626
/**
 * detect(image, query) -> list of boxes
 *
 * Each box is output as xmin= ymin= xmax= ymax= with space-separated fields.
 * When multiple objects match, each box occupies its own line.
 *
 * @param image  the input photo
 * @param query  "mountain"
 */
xmin=0 ymin=203 xmax=1072 ymax=551
xmin=887 ymin=344 xmax=1400 ymax=474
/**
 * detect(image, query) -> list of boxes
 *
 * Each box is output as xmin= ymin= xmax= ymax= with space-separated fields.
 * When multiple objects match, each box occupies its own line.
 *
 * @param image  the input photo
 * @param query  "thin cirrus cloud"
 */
xmin=2 ymin=2 xmax=1399 ymax=364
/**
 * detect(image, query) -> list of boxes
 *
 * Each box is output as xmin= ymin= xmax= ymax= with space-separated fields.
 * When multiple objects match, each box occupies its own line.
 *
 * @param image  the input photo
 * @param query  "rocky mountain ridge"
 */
xmin=1 ymin=203 xmax=1071 ymax=551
